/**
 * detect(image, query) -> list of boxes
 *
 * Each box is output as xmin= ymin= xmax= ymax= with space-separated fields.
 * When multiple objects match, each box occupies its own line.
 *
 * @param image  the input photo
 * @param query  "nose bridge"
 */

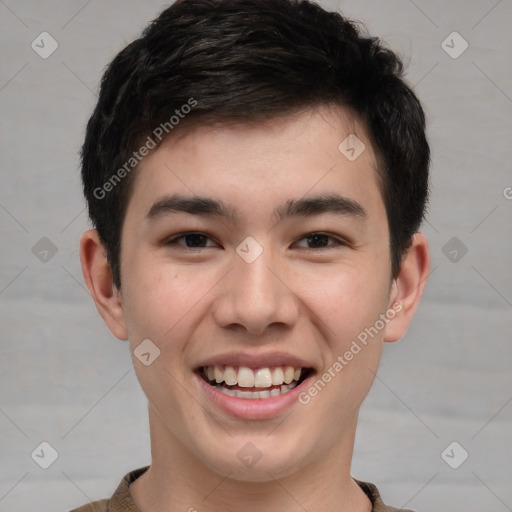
xmin=212 ymin=240 xmax=298 ymax=334
xmin=237 ymin=244 xmax=276 ymax=301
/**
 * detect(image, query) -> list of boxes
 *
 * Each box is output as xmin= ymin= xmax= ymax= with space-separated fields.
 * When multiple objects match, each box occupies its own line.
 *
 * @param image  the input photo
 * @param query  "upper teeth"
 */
xmin=205 ymin=365 xmax=302 ymax=388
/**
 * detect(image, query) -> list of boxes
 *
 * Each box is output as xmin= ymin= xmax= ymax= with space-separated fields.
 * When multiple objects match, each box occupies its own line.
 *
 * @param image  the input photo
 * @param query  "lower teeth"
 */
xmin=215 ymin=383 xmax=297 ymax=399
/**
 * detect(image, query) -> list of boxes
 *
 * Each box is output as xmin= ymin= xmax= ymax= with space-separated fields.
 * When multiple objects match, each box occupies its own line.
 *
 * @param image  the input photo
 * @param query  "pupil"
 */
xmin=309 ymin=234 xmax=327 ymax=247
xmin=186 ymin=234 xmax=205 ymax=247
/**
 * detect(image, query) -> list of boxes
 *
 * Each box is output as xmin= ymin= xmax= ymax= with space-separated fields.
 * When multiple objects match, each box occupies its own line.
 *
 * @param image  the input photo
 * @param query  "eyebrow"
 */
xmin=145 ymin=192 xmax=366 ymax=224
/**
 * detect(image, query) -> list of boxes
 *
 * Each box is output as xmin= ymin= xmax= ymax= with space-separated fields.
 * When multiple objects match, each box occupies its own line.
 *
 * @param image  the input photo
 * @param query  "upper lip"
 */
xmin=195 ymin=351 xmax=315 ymax=371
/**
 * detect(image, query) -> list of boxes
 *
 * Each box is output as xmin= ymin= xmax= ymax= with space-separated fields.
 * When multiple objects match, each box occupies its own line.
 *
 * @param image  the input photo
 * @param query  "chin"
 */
xmin=199 ymin=436 xmax=308 ymax=483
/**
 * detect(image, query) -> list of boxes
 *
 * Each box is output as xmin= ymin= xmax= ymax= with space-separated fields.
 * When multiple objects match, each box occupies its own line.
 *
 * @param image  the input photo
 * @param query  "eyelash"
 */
xmin=164 ymin=232 xmax=349 ymax=251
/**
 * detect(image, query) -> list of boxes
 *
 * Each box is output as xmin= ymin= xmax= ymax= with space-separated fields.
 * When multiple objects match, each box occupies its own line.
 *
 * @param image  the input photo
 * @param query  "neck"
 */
xmin=130 ymin=405 xmax=372 ymax=512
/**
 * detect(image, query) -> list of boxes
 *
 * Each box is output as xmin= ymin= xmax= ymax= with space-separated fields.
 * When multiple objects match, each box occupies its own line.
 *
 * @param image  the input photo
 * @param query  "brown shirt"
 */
xmin=69 ymin=466 xmax=414 ymax=512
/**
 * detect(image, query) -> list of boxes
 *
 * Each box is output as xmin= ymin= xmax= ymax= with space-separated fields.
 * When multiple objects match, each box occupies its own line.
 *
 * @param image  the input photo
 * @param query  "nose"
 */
xmin=211 ymin=245 xmax=300 ymax=336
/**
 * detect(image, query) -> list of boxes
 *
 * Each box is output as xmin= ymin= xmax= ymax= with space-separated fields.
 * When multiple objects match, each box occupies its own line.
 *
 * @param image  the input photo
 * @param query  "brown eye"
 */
xmin=305 ymin=234 xmax=330 ymax=248
xmin=166 ymin=232 xmax=217 ymax=248
xmin=295 ymin=232 xmax=346 ymax=250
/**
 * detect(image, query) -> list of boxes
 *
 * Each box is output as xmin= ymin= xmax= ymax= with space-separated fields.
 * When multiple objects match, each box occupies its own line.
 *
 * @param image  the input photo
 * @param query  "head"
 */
xmin=80 ymin=0 xmax=430 ymax=486
xmin=81 ymin=0 xmax=429 ymax=292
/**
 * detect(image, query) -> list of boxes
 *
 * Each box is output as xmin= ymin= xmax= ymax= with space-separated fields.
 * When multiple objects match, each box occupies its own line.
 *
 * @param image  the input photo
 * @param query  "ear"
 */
xmin=79 ymin=229 xmax=128 ymax=340
xmin=383 ymin=233 xmax=430 ymax=343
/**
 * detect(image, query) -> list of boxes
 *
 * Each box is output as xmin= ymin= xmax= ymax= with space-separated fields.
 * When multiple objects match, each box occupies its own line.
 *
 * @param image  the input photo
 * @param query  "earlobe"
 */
xmin=79 ymin=229 xmax=128 ymax=340
xmin=384 ymin=233 xmax=430 ymax=343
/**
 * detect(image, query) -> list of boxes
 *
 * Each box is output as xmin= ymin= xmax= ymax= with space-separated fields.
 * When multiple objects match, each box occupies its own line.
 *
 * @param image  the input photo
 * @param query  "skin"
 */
xmin=80 ymin=105 xmax=430 ymax=512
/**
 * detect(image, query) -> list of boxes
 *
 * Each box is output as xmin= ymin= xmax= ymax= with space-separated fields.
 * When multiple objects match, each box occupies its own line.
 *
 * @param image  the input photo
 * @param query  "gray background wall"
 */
xmin=1 ymin=1 xmax=511 ymax=511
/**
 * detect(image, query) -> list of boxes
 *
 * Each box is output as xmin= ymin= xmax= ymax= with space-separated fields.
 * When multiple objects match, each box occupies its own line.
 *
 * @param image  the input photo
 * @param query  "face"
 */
xmin=116 ymin=106 xmax=398 ymax=481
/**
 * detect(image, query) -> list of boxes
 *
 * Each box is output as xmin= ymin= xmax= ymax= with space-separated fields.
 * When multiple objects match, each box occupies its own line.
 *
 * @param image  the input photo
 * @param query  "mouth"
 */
xmin=198 ymin=365 xmax=314 ymax=400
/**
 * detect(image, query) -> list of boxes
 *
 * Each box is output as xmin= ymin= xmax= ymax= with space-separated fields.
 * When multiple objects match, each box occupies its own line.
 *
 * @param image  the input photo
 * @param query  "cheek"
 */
xmin=307 ymin=273 xmax=387 ymax=414
xmin=305 ymin=267 xmax=390 ymax=344
xmin=125 ymin=265 xmax=227 ymax=366
xmin=122 ymin=264 xmax=189 ymax=342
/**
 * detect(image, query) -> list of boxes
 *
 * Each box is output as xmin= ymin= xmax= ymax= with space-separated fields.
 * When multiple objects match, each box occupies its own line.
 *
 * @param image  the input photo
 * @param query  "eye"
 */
xmin=164 ymin=231 xmax=348 ymax=251
xmin=165 ymin=232 xmax=218 ymax=249
xmin=294 ymin=232 xmax=348 ymax=250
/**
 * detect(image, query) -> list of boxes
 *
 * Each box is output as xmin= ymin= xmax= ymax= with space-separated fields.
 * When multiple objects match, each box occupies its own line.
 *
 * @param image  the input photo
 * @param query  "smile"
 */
xmin=199 ymin=365 xmax=313 ymax=400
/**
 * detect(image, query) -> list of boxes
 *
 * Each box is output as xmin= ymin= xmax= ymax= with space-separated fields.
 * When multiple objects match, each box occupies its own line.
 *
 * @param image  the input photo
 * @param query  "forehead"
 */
xmin=124 ymin=105 xmax=384 ymax=227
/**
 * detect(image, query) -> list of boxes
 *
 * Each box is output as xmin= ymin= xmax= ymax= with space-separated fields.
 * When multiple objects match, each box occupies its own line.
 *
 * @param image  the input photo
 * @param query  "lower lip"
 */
xmin=195 ymin=372 xmax=314 ymax=420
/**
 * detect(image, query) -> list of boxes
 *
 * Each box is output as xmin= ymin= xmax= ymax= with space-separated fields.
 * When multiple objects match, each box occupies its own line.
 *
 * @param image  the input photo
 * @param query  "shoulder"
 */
xmin=69 ymin=499 xmax=109 ymax=512
xmin=68 ymin=466 xmax=149 ymax=512
xmin=355 ymin=479 xmax=415 ymax=512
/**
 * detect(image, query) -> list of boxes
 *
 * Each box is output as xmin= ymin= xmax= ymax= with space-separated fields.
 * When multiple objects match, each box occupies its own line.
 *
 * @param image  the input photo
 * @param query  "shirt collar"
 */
xmin=109 ymin=466 xmax=402 ymax=512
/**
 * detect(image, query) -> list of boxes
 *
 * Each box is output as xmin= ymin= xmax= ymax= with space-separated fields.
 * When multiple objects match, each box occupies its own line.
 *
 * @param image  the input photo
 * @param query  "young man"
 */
xmin=75 ymin=0 xmax=430 ymax=510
